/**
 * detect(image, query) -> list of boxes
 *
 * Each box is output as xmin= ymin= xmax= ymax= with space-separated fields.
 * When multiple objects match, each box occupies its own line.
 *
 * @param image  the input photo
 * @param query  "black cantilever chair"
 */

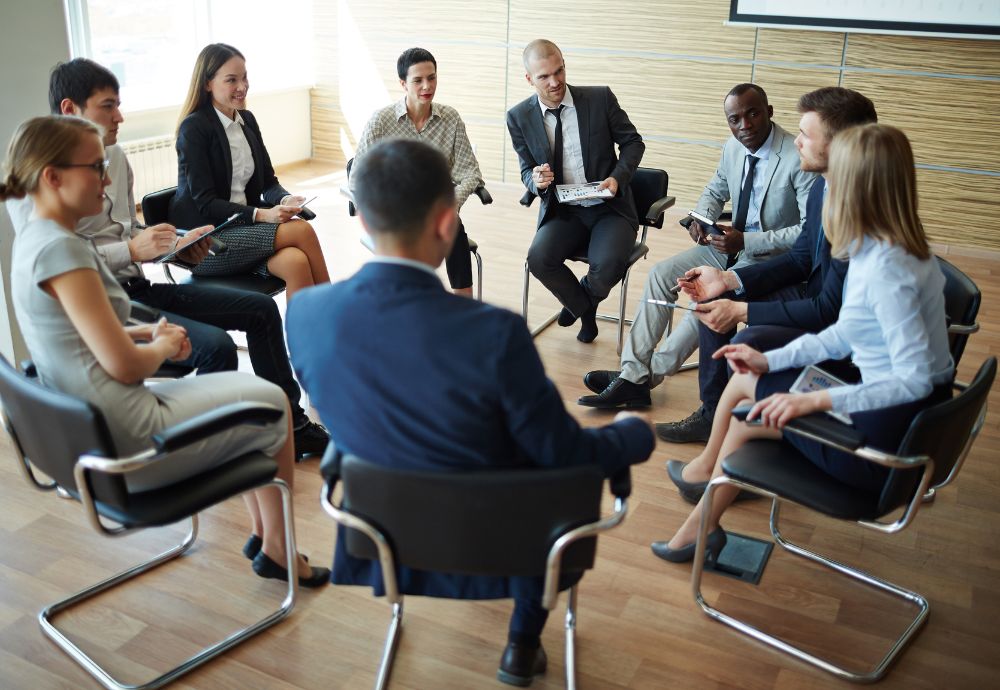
xmin=689 ymin=356 xmax=996 ymax=683
xmin=320 ymin=448 xmax=632 ymax=690
xmin=520 ymin=168 xmax=676 ymax=355
xmin=344 ymin=157 xmax=491 ymax=301
xmin=0 ymin=356 xmax=298 ymax=690
xmin=141 ymin=187 xmax=287 ymax=297
xmin=936 ymin=255 xmax=981 ymax=370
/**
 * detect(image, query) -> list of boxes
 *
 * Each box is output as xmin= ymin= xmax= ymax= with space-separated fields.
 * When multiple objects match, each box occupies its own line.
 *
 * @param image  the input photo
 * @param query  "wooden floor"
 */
xmin=1 ymin=160 xmax=998 ymax=689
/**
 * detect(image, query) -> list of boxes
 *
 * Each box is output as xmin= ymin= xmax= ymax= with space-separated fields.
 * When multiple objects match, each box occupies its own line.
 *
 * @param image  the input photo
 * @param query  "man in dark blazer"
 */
xmin=656 ymin=87 xmax=878 ymax=449
xmin=286 ymin=140 xmax=654 ymax=687
xmin=507 ymin=39 xmax=645 ymax=343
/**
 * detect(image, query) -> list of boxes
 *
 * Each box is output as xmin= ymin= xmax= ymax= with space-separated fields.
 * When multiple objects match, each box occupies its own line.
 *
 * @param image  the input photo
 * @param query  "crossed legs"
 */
xmin=267 ymin=219 xmax=331 ymax=298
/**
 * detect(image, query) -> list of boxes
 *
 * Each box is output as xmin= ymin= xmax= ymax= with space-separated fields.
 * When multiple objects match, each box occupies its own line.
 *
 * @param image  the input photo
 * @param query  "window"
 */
xmin=65 ymin=0 xmax=314 ymax=112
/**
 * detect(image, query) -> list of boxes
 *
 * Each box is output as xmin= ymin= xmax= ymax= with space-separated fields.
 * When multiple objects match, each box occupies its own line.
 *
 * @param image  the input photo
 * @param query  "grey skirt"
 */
xmin=191 ymin=222 xmax=279 ymax=277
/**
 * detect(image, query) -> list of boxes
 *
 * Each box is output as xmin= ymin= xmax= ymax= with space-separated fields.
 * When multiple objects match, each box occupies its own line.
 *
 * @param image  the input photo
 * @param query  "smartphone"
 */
xmin=296 ymin=195 xmax=318 ymax=221
xmin=647 ymin=298 xmax=697 ymax=311
xmin=688 ymin=210 xmax=725 ymax=236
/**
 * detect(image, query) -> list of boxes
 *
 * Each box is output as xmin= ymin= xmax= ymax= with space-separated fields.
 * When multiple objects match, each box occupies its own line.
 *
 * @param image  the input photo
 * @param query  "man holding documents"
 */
xmin=3 ymin=58 xmax=328 ymax=459
xmin=579 ymin=83 xmax=815 ymax=413
xmin=507 ymin=39 xmax=645 ymax=343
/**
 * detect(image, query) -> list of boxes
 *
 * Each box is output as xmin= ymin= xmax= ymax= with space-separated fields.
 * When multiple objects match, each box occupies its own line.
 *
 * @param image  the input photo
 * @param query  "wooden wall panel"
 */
xmin=846 ymin=34 xmax=1000 ymax=77
xmin=755 ymin=29 xmax=845 ymax=65
xmin=312 ymin=0 xmax=1000 ymax=253
xmin=918 ymin=169 xmax=1000 ymax=251
xmin=841 ymin=72 xmax=1000 ymax=172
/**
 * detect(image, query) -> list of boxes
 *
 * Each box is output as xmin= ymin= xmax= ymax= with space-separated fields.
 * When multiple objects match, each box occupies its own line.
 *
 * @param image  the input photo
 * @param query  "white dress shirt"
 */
xmin=738 ymin=124 xmax=775 ymax=234
xmin=215 ymin=107 xmax=255 ymax=208
xmin=766 ymin=236 xmax=954 ymax=415
xmin=538 ymin=89 xmax=601 ymax=207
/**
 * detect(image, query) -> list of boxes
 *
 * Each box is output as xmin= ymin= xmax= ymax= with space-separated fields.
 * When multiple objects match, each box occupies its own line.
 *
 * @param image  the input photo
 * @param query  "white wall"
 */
xmin=0 ymin=0 xmax=72 ymax=364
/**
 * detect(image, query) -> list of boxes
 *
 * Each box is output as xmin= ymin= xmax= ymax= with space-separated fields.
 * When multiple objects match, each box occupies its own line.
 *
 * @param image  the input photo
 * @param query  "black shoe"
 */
xmin=251 ymin=552 xmax=330 ymax=588
xmin=665 ymin=459 xmax=760 ymax=504
xmin=497 ymin=643 xmax=547 ymax=687
xmin=655 ymin=407 xmax=712 ymax=444
xmin=650 ymin=528 xmax=727 ymax=564
xmin=583 ymin=369 xmax=619 ymax=394
xmin=243 ymin=534 xmax=262 ymax=560
xmin=577 ymin=304 xmax=598 ymax=343
xmin=294 ymin=420 xmax=329 ymax=461
xmin=557 ymin=307 xmax=578 ymax=327
xmin=578 ymin=377 xmax=651 ymax=409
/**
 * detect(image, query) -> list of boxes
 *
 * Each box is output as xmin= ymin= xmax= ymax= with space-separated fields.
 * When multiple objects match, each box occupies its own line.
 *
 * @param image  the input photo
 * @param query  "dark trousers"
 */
xmin=509 ymin=597 xmax=549 ymax=644
xmin=445 ymin=221 xmax=473 ymax=290
xmin=527 ymin=204 xmax=636 ymax=316
xmin=126 ymin=280 xmax=309 ymax=427
xmin=697 ymin=284 xmax=809 ymax=414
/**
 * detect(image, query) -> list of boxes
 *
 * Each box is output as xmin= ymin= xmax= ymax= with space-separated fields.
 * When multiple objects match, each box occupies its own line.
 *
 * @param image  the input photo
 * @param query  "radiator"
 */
xmin=118 ymin=135 xmax=177 ymax=204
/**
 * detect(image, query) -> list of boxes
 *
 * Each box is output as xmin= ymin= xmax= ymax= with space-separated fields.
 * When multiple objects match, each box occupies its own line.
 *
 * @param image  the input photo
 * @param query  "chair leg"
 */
xmin=39 ymin=479 xmax=298 ymax=690
xmin=473 ymin=248 xmax=483 ymax=302
xmin=616 ymin=267 xmax=631 ymax=356
xmin=690 ymin=477 xmax=929 ymax=683
xmin=374 ymin=600 xmax=404 ymax=690
xmin=564 ymin=584 xmax=579 ymax=690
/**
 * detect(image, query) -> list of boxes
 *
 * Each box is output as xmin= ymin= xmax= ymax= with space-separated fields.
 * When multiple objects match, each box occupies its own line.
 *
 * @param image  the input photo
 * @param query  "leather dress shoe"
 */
xmin=578 ymin=377 xmax=651 ymax=409
xmin=252 ymin=552 xmax=329 ymax=588
xmin=655 ymin=407 xmax=712 ymax=444
xmin=650 ymin=527 xmax=727 ymax=564
xmin=666 ymin=460 xmax=760 ymax=505
xmin=497 ymin=643 xmax=547 ymax=687
xmin=583 ymin=369 xmax=620 ymax=394
xmin=294 ymin=421 xmax=330 ymax=461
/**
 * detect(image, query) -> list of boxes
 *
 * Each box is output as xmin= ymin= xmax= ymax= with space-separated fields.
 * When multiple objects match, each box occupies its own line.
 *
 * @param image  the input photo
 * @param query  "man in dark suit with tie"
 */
xmin=507 ymin=39 xmax=645 ymax=343
xmin=286 ymin=139 xmax=654 ymax=687
xmin=654 ymin=87 xmax=878 ymax=452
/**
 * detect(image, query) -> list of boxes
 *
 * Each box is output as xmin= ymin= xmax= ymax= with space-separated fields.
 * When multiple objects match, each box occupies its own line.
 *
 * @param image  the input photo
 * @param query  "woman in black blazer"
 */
xmin=169 ymin=43 xmax=329 ymax=297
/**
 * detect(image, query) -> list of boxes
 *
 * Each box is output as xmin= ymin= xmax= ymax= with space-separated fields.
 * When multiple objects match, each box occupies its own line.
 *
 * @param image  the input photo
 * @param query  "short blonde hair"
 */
xmin=0 ymin=115 xmax=101 ymax=201
xmin=823 ymin=123 xmax=929 ymax=260
xmin=522 ymin=39 xmax=562 ymax=71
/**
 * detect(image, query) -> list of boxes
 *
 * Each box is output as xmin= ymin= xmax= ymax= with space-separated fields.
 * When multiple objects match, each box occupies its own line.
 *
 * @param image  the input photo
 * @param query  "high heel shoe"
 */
xmin=650 ymin=528 xmax=727 ymax=564
xmin=666 ymin=460 xmax=760 ymax=504
xmin=252 ymin=552 xmax=330 ymax=588
xmin=242 ymin=534 xmax=262 ymax=560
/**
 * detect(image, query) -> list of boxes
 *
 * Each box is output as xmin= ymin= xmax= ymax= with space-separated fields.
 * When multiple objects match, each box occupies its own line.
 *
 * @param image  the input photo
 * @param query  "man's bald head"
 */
xmin=522 ymin=39 xmax=562 ymax=71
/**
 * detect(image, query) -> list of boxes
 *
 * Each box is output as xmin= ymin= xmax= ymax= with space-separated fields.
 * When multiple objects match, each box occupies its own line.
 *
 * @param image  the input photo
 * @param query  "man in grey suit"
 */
xmin=579 ymin=83 xmax=817 ymax=412
xmin=507 ymin=39 xmax=645 ymax=343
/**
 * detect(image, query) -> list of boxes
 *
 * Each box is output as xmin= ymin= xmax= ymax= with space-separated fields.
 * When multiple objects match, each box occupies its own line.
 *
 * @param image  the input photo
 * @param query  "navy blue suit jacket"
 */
xmin=286 ymin=261 xmax=654 ymax=599
xmin=736 ymin=177 xmax=848 ymax=331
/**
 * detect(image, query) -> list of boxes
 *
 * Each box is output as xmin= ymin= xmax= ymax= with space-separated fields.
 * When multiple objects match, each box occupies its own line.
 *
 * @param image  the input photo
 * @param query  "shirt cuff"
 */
xmin=765 ymin=349 xmax=792 ymax=374
xmin=731 ymin=271 xmax=746 ymax=296
xmin=252 ymin=207 xmax=258 ymax=222
xmin=826 ymin=386 xmax=852 ymax=414
xmin=102 ymin=241 xmax=134 ymax=272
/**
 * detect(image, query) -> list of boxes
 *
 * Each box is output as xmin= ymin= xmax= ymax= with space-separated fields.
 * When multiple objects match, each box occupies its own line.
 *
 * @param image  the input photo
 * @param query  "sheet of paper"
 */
xmin=555 ymin=182 xmax=613 ymax=204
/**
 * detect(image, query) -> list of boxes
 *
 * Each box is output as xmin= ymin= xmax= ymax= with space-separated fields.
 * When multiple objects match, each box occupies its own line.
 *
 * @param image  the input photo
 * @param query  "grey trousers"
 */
xmin=619 ymin=242 xmax=769 ymax=387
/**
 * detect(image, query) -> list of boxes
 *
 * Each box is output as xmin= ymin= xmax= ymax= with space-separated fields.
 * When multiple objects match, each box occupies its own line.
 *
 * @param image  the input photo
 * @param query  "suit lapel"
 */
xmin=571 ymin=86 xmax=591 ymax=179
xmin=522 ymin=95 xmax=552 ymax=167
xmin=206 ymin=107 xmax=234 ymax=185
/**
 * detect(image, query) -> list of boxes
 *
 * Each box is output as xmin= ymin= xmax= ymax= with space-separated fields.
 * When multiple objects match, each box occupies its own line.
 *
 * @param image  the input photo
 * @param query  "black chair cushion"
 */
xmin=141 ymin=187 xmax=176 ymax=225
xmin=341 ymin=457 xmax=605 ymax=577
xmin=77 ymin=452 xmax=278 ymax=528
xmin=183 ymin=273 xmax=286 ymax=297
xmin=722 ymin=440 xmax=883 ymax=520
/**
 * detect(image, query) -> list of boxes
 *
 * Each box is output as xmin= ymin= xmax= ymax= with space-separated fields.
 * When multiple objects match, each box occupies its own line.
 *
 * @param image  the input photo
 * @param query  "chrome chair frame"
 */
xmin=320 ymin=482 xmax=627 ymax=690
xmin=5 ymin=406 xmax=298 ymax=690
xmin=689 ymin=380 xmax=991 ymax=683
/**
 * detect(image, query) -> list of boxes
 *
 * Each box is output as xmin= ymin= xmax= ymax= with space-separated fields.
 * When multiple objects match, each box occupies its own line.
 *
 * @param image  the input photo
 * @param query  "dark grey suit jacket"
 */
xmin=506 ymin=85 xmax=644 ymax=227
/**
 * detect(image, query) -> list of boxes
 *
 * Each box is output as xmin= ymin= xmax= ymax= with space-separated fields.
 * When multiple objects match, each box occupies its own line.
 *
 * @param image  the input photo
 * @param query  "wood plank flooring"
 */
xmin=1 ymin=161 xmax=997 ymax=689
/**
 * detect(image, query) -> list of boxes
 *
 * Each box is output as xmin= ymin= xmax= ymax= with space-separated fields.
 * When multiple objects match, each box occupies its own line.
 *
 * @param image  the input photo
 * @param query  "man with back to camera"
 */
xmin=578 ymin=83 xmax=816 ymax=411
xmin=656 ymin=87 xmax=878 ymax=463
xmin=3 ymin=58 xmax=328 ymax=459
xmin=507 ymin=38 xmax=645 ymax=343
xmin=286 ymin=139 xmax=654 ymax=687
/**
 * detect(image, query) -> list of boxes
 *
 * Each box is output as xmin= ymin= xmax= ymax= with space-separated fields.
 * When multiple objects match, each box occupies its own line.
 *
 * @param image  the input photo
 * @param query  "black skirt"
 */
xmin=191 ymin=222 xmax=279 ymax=278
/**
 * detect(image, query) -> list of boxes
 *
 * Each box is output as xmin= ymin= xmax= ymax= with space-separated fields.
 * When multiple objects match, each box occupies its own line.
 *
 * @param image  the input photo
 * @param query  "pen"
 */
xmin=646 ymin=299 xmax=697 ymax=311
xmin=668 ymin=283 xmax=682 ymax=293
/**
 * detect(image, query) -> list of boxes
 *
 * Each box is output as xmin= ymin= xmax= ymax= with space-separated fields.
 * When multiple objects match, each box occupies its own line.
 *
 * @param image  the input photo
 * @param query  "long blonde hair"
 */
xmin=823 ymin=123 xmax=929 ymax=260
xmin=0 ymin=116 xmax=100 ymax=201
xmin=176 ymin=43 xmax=246 ymax=132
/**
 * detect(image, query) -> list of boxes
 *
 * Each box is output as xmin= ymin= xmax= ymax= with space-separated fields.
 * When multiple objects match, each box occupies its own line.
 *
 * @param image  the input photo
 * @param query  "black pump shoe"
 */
xmin=252 ymin=552 xmax=329 ymax=588
xmin=242 ymin=534 xmax=263 ymax=560
xmin=650 ymin=527 xmax=727 ymax=564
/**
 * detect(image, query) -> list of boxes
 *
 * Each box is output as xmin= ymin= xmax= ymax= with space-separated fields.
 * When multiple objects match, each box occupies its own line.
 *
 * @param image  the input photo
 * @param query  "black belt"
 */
xmin=118 ymin=276 xmax=151 ymax=294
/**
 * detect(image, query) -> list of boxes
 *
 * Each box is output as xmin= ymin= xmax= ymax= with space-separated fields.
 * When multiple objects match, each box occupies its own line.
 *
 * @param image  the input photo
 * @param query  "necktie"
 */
xmin=547 ymin=105 xmax=565 ymax=186
xmin=733 ymin=155 xmax=759 ymax=232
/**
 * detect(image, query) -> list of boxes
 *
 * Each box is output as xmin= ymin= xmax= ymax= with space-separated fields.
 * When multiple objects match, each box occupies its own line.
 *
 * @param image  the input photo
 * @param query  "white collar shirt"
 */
xmin=538 ymin=88 xmax=601 ymax=207
xmin=737 ymin=124 xmax=775 ymax=233
xmin=215 ymin=107 xmax=255 ymax=207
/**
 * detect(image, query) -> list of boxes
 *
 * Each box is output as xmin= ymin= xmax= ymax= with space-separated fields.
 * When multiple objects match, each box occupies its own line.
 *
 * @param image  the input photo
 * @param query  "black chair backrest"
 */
xmin=141 ymin=187 xmax=177 ymax=225
xmin=345 ymin=158 xmax=357 ymax=217
xmin=341 ymin=455 xmax=605 ymax=577
xmin=0 ymin=357 xmax=126 ymax=507
xmin=631 ymin=168 xmax=669 ymax=228
xmin=936 ymin=256 xmax=981 ymax=366
xmin=876 ymin=357 xmax=996 ymax=514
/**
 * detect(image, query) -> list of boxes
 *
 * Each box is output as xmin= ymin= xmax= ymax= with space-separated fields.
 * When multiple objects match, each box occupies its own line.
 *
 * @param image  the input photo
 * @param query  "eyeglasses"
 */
xmin=55 ymin=159 xmax=111 ymax=179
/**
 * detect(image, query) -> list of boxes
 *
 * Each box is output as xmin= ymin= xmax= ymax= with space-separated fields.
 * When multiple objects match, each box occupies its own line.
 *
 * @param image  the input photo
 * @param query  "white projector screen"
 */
xmin=728 ymin=0 xmax=1000 ymax=40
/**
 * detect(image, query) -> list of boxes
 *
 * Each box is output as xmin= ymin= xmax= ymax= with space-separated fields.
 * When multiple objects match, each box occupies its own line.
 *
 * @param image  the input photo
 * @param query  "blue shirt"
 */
xmin=766 ymin=237 xmax=953 ymax=414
